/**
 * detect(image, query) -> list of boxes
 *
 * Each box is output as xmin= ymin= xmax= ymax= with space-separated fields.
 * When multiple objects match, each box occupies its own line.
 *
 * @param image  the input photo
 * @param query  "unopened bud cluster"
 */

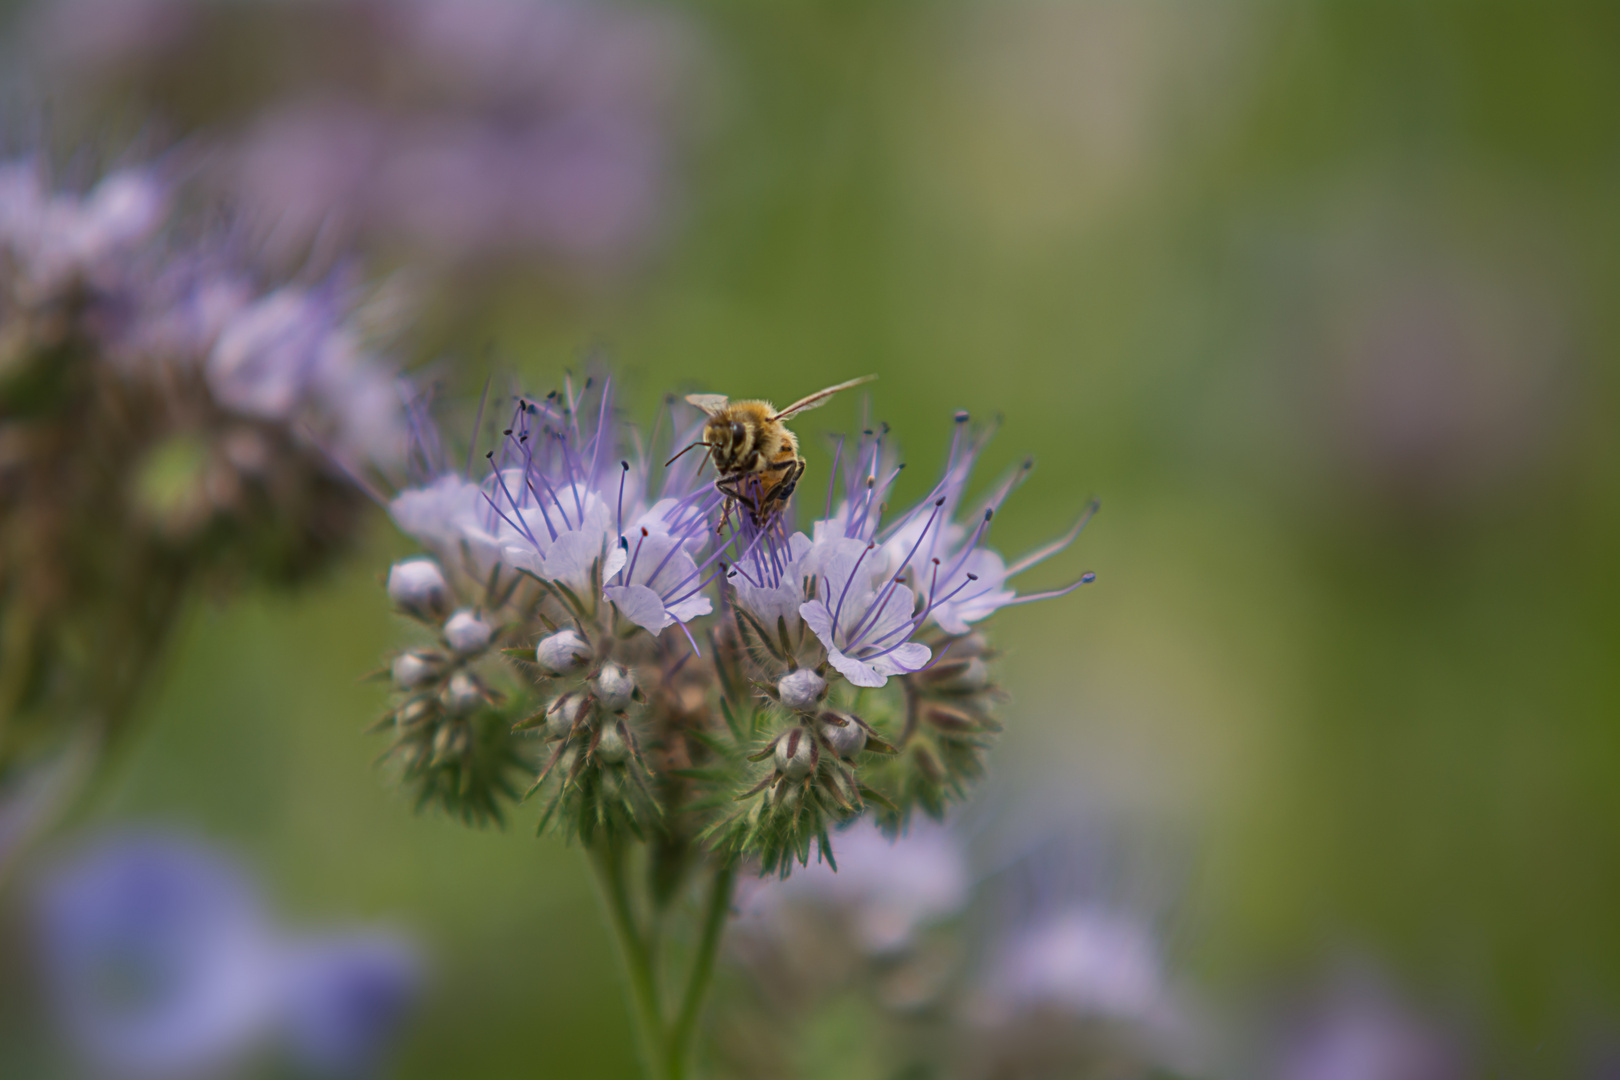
xmin=373 ymin=376 xmax=1097 ymax=878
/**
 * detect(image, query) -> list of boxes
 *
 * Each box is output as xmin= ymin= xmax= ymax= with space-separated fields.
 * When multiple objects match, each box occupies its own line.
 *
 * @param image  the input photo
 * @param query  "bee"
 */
xmin=671 ymin=375 xmax=877 ymax=526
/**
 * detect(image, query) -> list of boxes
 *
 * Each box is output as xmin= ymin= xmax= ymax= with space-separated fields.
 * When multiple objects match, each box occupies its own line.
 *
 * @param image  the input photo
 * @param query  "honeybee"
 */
xmin=672 ymin=375 xmax=877 ymax=526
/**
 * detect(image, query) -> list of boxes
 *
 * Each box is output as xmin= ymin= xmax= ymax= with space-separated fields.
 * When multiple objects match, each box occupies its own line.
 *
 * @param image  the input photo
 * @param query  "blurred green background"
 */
xmin=7 ymin=0 xmax=1620 ymax=1075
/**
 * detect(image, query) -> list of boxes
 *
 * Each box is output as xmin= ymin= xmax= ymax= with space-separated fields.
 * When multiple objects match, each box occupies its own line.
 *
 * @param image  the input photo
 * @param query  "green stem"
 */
xmin=667 ymin=859 xmax=738 ymax=1080
xmin=588 ymin=838 xmax=669 ymax=1080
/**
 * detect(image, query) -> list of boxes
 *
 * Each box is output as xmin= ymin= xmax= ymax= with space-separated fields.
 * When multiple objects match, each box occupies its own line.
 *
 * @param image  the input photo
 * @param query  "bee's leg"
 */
xmin=715 ymin=477 xmax=748 ymax=533
xmin=773 ymin=459 xmax=805 ymax=503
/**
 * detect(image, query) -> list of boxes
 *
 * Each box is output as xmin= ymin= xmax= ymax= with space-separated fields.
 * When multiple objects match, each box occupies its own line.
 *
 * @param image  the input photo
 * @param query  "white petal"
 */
xmin=872 ymin=641 xmax=931 ymax=677
xmin=825 ymin=645 xmax=890 ymax=688
xmin=605 ymin=584 xmax=673 ymax=633
xmin=541 ymin=530 xmax=616 ymax=591
xmin=665 ymin=594 xmax=713 ymax=624
xmin=800 ymin=599 xmax=838 ymax=653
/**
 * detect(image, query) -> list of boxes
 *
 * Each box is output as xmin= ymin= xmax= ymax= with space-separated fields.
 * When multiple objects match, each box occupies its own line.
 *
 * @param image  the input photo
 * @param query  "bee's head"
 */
xmin=703 ymin=415 xmax=752 ymax=471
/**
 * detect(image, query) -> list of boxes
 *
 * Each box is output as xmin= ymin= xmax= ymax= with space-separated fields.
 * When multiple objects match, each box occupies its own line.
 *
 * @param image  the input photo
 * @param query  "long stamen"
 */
xmin=616 ymin=461 xmax=629 ymax=535
xmin=624 ymin=527 xmax=649 ymax=585
xmin=589 ymin=375 xmax=612 ymax=483
xmin=1006 ymin=499 xmax=1100 ymax=578
xmin=1001 ymin=572 xmax=1096 ymax=606
xmin=845 ymin=500 xmax=945 ymax=645
xmin=938 ymin=507 xmax=995 ymax=590
xmin=554 ymin=430 xmax=587 ymax=524
xmin=487 ymin=453 xmax=541 ymax=548
xmin=825 ymin=434 xmax=845 ymax=521
xmin=830 ymin=542 xmax=876 ymax=644
xmin=666 ymin=562 xmax=729 ymax=607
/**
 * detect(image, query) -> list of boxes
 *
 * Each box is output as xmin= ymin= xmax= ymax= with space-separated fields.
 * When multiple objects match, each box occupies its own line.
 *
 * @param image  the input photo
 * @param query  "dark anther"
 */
xmin=485 ymin=450 xmax=494 ymax=459
xmin=984 ymin=508 xmax=994 ymax=521
xmin=966 ymin=573 xmax=979 ymax=581
xmin=641 ymin=527 xmax=649 ymax=536
xmin=503 ymin=429 xmax=512 ymax=436
xmin=935 ymin=497 xmax=946 ymax=506
xmin=954 ymin=411 xmax=969 ymax=422
xmin=621 ymin=461 xmax=629 ymax=470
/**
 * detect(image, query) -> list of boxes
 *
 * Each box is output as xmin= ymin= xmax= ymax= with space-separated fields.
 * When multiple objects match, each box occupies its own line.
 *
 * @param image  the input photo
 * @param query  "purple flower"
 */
xmin=981 ymin=906 xmax=1171 ymax=1023
xmin=476 ymin=379 xmax=726 ymax=633
xmin=0 ymin=158 xmax=168 ymax=294
xmin=0 ymin=154 xmax=410 ymax=471
xmin=871 ymin=417 xmax=1097 ymax=635
xmin=31 ymin=831 xmax=426 ymax=1079
xmin=724 ymin=414 xmax=1095 ymax=687
xmin=1276 ymin=968 xmax=1467 ymax=1080
xmin=276 ymin=932 xmax=422 ymax=1079
xmin=32 ymin=832 xmax=279 ymax=1078
xmin=738 ymin=817 xmax=970 ymax=954
xmin=604 ymin=525 xmax=715 ymax=634
xmin=799 ymin=535 xmax=933 ymax=687
xmin=206 ymin=284 xmax=407 ymax=466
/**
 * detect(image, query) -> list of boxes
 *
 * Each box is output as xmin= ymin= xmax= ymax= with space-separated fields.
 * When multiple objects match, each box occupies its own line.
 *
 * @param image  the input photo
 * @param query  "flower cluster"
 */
xmin=375 ymin=375 xmax=1095 ymax=872
xmin=0 ymin=152 xmax=405 ymax=860
xmin=32 ymin=830 xmax=421 ymax=1079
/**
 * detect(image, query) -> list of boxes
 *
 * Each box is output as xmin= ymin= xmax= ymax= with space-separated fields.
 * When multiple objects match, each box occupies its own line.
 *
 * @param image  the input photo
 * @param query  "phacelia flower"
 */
xmin=377 ymin=377 xmax=1099 ymax=873
xmin=276 ymin=932 xmax=422 ymax=1080
xmin=726 ymin=416 xmax=1096 ymax=689
xmin=32 ymin=831 xmax=426 ymax=1080
xmin=740 ymin=817 xmax=970 ymax=954
xmin=32 ymin=833 xmax=279 ymax=1078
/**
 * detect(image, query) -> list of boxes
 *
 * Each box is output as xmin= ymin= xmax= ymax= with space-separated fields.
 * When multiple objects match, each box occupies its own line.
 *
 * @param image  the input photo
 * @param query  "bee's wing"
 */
xmin=771 ymin=375 xmax=877 ymax=420
xmin=685 ymin=393 xmax=730 ymax=415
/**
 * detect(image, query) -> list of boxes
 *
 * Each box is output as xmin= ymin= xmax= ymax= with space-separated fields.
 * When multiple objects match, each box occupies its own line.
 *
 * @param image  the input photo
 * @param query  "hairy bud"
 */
xmin=777 ymin=669 xmax=827 ymax=712
xmin=441 ymin=671 xmax=482 ymax=715
xmin=387 ymin=559 xmax=447 ymax=611
xmin=592 ymin=663 xmax=635 ymax=713
xmin=775 ymin=727 xmax=816 ymax=779
xmin=597 ymin=722 xmax=630 ymax=764
xmin=536 ymin=629 xmax=590 ymax=674
xmin=391 ymin=651 xmax=437 ymax=689
xmin=546 ymin=692 xmax=588 ymax=739
xmin=444 ymin=610 xmax=492 ymax=655
xmin=820 ymin=712 xmax=867 ymax=759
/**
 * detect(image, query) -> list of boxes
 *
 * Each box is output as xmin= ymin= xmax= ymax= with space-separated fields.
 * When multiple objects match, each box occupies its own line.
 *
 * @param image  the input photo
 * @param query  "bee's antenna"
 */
xmin=664 ymin=440 xmax=711 ymax=468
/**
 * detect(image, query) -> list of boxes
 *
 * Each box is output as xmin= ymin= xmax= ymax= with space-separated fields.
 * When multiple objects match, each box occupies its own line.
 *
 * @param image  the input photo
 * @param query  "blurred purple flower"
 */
xmin=276 ymin=932 xmax=422 ymax=1079
xmin=32 ymin=833 xmax=279 ymax=1078
xmin=979 ymin=905 xmax=1171 ymax=1024
xmin=225 ymin=0 xmax=695 ymax=272
xmin=1275 ymin=968 xmax=1467 ymax=1080
xmin=739 ymin=817 xmax=971 ymax=954
xmin=31 ymin=831 xmax=425 ymax=1079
